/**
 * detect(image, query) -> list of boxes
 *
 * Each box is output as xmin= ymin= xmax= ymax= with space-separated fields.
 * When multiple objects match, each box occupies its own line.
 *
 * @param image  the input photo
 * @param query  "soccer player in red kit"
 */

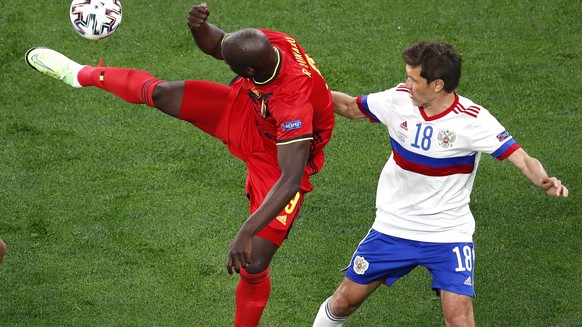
xmin=25 ymin=3 xmax=334 ymax=326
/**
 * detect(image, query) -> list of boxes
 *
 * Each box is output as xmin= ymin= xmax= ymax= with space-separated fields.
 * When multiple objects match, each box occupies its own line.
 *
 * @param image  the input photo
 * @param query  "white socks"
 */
xmin=313 ymin=297 xmax=346 ymax=327
xmin=71 ymin=65 xmax=86 ymax=88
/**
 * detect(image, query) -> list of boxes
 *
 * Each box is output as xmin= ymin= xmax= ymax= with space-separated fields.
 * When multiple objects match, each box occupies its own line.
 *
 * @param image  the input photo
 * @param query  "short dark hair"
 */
xmin=402 ymin=42 xmax=461 ymax=92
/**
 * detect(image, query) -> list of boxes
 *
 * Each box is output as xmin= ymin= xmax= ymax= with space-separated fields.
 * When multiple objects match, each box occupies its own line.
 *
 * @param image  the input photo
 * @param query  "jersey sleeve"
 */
xmin=470 ymin=108 xmax=520 ymax=160
xmin=356 ymin=88 xmax=399 ymax=124
xmin=271 ymin=77 xmax=314 ymax=145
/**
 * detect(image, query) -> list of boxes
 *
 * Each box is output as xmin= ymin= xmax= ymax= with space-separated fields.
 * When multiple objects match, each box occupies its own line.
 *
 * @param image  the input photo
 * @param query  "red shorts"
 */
xmin=256 ymin=191 xmax=305 ymax=246
xmin=177 ymin=80 xmax=305 ymax=246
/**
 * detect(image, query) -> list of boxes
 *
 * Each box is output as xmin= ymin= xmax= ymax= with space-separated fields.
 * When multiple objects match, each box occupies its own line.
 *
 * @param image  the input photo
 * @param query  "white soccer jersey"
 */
xmin=357 ymin=84 xmax=520 ymax=243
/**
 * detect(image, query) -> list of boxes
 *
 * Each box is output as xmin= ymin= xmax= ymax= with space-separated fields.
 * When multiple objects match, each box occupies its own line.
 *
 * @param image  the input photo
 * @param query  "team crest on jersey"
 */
xmin=437 ymin=129 xmax=457 ymax=148
xmin=353 ymin=256 xmax=369 ymax=275
xmin=247 ymin=89 xmax=272 ymax=118
xmin=250 ymin=88 xmax=261 ymax=99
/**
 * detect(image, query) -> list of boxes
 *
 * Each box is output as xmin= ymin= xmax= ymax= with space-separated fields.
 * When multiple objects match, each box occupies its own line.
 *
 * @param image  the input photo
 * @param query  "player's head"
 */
xmin=402 ymin=42 xmax=461 ymax=93
xmin=221 ymin=28 xmax=274 ymax=79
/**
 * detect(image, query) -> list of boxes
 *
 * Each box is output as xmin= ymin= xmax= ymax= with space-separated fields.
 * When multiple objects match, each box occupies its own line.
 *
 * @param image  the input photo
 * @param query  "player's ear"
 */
xmin=432 ymin=79 xmax=445 ymax=93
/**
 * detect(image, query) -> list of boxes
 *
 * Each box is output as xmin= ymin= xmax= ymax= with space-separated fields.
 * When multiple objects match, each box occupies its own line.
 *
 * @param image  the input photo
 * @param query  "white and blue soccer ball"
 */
xmin=69 ymin=0 xmax=123 ymax=40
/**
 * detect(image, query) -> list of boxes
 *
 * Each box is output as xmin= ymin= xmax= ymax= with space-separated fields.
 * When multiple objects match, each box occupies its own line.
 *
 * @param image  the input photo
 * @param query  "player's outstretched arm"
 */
xmin=187 ymin=3 xmax=225 ymax=60
xmin=507 ymin=148 xmax=569 ymax=197
xmin=332 ymin=91 xmax=366 ymax=120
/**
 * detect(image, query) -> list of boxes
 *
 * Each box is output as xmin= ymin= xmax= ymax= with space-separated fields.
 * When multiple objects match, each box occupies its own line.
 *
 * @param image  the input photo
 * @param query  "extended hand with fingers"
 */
xmin=541 ymin=176 xmax=569 ymax=197
xmin=226 ymin=232 xmax=253 ymax=275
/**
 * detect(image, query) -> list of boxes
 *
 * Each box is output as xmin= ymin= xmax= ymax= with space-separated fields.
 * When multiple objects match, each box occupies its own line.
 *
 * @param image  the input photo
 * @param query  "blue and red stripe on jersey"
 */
xmin=491 ymin=139 xmax=520 ymax=160
xmin=390 ymin=137 xmax=520 ymax=176
xmin=356 ymin=95 xmax=381 ymax=123
xmin=390 ymin=138 xmax=476 ymax=176
xmin=392 ymin=137 xmax=520 ymax=176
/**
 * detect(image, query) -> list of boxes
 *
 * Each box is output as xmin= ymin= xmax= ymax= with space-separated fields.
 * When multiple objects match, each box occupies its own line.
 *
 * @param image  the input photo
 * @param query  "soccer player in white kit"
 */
xmin=313 ymin=41 xmax=568 ymax=327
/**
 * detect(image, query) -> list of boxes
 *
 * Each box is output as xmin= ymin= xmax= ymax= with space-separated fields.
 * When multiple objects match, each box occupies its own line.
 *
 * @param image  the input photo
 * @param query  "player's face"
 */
xmin=405 ymin=65 xmax=436 ymax=108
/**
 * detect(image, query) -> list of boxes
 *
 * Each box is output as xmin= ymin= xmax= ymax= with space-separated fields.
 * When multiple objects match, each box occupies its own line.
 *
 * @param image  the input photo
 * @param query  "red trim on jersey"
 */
xmin=496 ymin=143 xmax=520 ymax=160
xmin=396 ymin=84 xmax=410 ymax=93
xmin=420 ymin=92 xmax=460 ymax=121
xmin=453 ymin=103 xmax=481 ymax=118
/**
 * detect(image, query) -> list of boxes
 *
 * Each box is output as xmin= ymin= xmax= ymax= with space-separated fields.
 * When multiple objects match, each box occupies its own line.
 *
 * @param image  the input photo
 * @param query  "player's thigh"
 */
xmin=153 ymin=80 xmax=230 ymax=136
xmin=180 ymin=80 xmax=230 ymax=137
xmin=440 ymin=290 xmax=474 ymax=327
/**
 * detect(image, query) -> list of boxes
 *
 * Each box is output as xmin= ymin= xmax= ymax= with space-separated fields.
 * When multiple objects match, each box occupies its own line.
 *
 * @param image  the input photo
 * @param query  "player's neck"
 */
xmin=422 ymin=92 xmax=456 ymax=117
xmin=253 ymin=47 xmax=280 ymax=84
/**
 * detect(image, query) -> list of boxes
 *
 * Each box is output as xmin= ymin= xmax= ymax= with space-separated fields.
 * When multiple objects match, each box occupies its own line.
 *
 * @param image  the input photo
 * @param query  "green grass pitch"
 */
xmin=0 ymin=0 xmax=580 ymax=326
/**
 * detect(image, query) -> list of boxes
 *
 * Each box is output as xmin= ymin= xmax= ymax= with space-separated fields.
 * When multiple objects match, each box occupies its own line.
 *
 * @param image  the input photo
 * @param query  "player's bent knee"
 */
xmin=244 ymin=261 xmax=270 ymax=274
xmin=442 ymin=292 xmax=474 ymax=327
xmin=152 ymin=81 xmax=185 ymax=118
xmin=328 ymin=295 xmax=356 ymax=317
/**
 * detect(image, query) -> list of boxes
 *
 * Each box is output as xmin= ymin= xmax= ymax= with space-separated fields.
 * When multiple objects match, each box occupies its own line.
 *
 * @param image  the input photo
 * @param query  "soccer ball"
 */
xmin=69 ymin=0 xmax=123 ymax=40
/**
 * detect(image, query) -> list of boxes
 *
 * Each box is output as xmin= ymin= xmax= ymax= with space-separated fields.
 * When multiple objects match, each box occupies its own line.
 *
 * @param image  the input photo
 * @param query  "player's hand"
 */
xmin=187 ymin=3 xmax=210 ymax=31
xmin=541 ymin=176 xmax=569 ymax=197
xmin=226 ymin=231 xmax=253 ymax=275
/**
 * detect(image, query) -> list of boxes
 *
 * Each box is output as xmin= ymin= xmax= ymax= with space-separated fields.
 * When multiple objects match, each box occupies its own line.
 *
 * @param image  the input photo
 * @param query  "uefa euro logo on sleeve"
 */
xmin=496 ymin=130 xmax=511 ymax=142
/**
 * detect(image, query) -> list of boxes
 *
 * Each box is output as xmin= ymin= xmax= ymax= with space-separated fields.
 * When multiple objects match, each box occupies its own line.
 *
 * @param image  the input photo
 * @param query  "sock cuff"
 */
xmin=240 ymin=266 xmax=270 ymax=284
xmin=141 ymin=78 xmax=163 ymax=107
xmin=325 ymin=297 xmax=346 ymax=322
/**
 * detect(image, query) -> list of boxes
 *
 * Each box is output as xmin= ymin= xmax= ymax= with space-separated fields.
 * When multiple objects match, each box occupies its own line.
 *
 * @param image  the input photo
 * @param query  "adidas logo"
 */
xmin=276 ymin=215 xmax=287 ymax=226
xmin=399 ymin=121 xmax=408 ymax=131
xmin=464 ymin=277 xmax=472 ymax=286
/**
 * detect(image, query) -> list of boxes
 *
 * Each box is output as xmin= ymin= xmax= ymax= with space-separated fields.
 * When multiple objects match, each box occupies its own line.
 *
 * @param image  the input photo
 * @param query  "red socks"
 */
xmin=77 ymin=66 xmax=163 ymax=107
xmin=234 ymin=267 xmax=271 ymax=327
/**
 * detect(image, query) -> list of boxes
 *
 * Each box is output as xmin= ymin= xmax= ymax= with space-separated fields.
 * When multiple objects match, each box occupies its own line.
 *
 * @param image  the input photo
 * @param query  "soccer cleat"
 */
xmin=25 ymin=47 xmax=84 ymax=88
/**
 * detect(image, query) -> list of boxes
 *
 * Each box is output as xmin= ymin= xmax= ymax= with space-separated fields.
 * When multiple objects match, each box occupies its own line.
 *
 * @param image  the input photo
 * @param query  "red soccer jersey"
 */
xmin=217 ymin=29 xmax=334 ymax=191
xmin=177 ymin=29 xmax=334 ymax=240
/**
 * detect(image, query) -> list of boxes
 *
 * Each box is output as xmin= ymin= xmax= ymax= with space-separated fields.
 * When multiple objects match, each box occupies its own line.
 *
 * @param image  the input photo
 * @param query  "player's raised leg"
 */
xmin=25 ymin=47 xmax=180 ymax=117
xmin=25 ymin=47 xmax=233 ymax=138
